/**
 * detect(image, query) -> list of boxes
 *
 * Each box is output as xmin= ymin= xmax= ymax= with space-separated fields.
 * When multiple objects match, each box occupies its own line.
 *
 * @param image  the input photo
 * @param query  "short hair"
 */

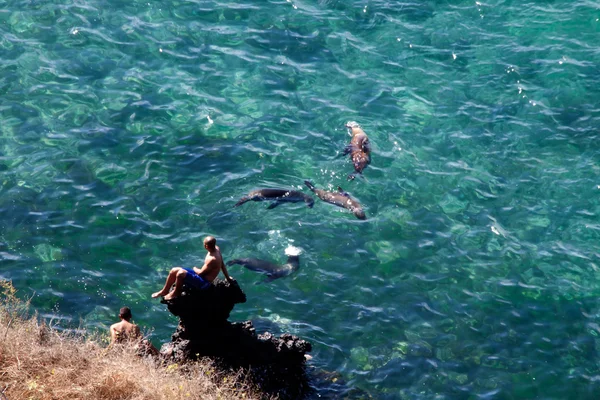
xmin=204 ymin=236 xmax=216 ymax=249
xmin=119 ymin=307 xmax=132 ymax=320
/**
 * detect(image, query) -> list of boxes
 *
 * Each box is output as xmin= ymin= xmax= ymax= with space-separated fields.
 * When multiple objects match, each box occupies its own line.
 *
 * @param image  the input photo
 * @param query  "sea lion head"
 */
xmin=353 ymin=208 xmax=367 ymax=220
xmin=345 ymin=121 xmax=361 ymax=136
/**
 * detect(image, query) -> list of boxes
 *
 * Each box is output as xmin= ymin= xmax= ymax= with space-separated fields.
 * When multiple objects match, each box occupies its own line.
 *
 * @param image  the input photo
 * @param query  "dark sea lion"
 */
xmin=304 ymin=180 xmax=366 ymax=220
xmin=234 ymin=188 xmax=314 ymax=209
xmin=227 ymin=247 xmax=301 ymax=281
xmin=343 ymin=121 xmax=371 ymax=181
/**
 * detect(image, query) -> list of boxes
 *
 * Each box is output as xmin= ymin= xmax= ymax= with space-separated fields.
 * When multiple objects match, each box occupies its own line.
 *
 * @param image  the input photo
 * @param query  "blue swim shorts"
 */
xmin=182 ymin=268 xmax=211 ymax=290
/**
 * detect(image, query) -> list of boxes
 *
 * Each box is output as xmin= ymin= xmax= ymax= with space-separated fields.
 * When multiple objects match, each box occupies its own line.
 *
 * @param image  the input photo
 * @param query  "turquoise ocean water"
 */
xmin=2 ymin=0 xmax=600 ymax=398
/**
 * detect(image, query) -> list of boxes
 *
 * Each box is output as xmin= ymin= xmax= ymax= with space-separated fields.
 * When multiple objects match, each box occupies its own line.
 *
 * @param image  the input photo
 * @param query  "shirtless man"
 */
xmin=110 ymin=306 xmax=141 ymax=344
xmin=152 ymin=236 xmax=234 ymax=300
xmin=110 ymin=306 xmax=159 ymax=356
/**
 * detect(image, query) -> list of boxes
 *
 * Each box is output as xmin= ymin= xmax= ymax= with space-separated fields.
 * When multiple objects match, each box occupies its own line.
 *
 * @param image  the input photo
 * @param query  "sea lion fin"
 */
xmin=342 ymin=144 xmax=352 ymax=155
xmin=337 ymin=187 xmax=350 ymax=197
xmin=304 ymin=180 xmax=316 ymax=191
xmin=234 ymin=196 xmax=250 ymax=207
xmin=267 ymin=201 xmax=281 ymax=209
xmin=362 ymin=138 xmax=371 ymax=153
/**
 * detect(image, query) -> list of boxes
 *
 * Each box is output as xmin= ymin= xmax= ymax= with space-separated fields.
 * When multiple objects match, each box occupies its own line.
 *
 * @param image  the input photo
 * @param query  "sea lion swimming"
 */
xmin=343 ymin=121 xmax=371 ymax=181
xmin=226 ymin=246 xmax=301 ymax=281
xmin=304 ymin=180 xmax=366 ymax=220
xmin=234 ymin=188 xmax=314 ymax=209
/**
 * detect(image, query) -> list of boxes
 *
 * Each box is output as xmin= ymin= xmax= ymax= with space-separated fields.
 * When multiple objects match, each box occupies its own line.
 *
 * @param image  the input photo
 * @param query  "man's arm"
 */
xmin=193 ymin=257 xmax=213 ymax=276
xmin=221 ymin=262 xmax=234 ymax=282
xmin=110 ymin=324 xmax=118 ymax=343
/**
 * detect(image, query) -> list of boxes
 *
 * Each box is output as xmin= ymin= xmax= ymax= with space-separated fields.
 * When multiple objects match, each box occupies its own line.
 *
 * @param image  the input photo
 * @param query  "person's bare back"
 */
xmin=110 ymin=307 xmax=141 ymax=344
xmin=194 ymin=245 xmax=225 ymax=282
xmin=109 ymin=307 xmax=159 ymax=356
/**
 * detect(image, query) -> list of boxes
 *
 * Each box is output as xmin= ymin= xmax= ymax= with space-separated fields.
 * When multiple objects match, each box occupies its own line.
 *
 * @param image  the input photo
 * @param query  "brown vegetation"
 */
xmin=0 ymin=281 xmax=269 ymax=400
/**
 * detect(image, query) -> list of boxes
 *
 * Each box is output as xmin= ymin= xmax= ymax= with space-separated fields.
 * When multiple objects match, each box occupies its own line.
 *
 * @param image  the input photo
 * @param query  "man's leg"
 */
xmin=152 ymin=267 xmax=183 ymax=298
xmin=163 ymin=269 xmax=188 ymax=300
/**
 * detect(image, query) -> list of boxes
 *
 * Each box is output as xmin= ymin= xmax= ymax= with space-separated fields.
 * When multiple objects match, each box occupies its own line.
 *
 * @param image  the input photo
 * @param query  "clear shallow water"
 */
xmin=2 ymin=0 xmax=600 ymax=398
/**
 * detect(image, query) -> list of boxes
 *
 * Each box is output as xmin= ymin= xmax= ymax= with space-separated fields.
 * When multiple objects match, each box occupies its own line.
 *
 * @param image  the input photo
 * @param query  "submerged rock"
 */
xmin=34 ymin=243 xmax=64 ymax=262
xmin=158 ymin=279 xmax=312 ymax=398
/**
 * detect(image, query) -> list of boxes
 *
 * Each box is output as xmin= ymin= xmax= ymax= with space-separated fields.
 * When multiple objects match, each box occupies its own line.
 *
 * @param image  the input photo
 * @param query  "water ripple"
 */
xmin=2 ymin=0 xmax=600 ymax=398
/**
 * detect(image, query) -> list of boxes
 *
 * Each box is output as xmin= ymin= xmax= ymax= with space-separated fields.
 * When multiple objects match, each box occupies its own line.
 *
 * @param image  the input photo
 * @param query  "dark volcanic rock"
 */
xmin=158 ymin=279 xmax=312 ymax=398
xmin=164 ymin=278 xmax=246 ymax=329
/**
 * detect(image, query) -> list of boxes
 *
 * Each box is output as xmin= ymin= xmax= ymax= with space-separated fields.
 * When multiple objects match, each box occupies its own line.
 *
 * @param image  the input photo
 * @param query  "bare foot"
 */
xmin=152 ymin=291 xmax=166 ymax=298
xmin=163 ymin=292 xmax=179 ymax=301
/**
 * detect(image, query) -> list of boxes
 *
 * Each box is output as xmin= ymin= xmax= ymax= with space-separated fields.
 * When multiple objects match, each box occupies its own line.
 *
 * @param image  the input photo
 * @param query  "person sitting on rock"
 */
xmin=152 ymin=236 xmax=234 ymax=300
xmin=110 ymin=306 xmax=159 ymax=356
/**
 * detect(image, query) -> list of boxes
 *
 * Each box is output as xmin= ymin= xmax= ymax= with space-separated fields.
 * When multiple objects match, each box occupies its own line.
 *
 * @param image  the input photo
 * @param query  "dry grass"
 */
xmin=0 ymin=281 xmax=270 ymax=400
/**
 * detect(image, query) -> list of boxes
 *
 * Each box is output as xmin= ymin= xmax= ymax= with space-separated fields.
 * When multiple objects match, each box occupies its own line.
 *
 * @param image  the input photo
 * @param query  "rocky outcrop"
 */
xmin=159 ymin=279 xmax=312 ymax=398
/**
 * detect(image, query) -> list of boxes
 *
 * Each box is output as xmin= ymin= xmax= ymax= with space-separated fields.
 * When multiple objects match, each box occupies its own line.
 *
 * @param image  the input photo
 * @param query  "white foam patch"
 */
xmin=285 ymin=245 xmax=302 ymax=256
